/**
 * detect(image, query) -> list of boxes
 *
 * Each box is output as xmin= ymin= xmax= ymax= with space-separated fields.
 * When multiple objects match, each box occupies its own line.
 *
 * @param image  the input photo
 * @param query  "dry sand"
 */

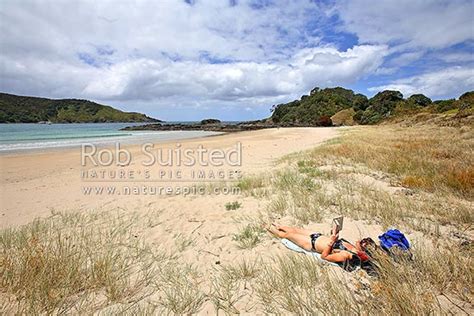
xmin=2 ymin=126 xmax=448 ymax=314
xmin=0 ymin=127 xmax=386 ymax=289
xmin=2 ymin=126 xmax=471 ymax=314
xmin=1 ymin=127 xmax=339 ymax=228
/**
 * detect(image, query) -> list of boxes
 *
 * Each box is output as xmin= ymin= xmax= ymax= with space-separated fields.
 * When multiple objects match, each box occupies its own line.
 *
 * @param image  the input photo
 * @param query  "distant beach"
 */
xmin=0 ymin=123 xmax=223 ymax=154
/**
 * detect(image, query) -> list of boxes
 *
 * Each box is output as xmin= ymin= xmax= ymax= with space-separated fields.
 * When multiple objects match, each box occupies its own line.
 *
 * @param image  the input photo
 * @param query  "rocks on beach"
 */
xmin=121 ymin=119 xmax=321 ymax=132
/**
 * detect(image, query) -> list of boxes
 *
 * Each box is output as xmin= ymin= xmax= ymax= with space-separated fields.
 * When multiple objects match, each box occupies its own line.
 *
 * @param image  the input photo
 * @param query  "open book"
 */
xmin=332 ymin=216 xmax=344 ymax=234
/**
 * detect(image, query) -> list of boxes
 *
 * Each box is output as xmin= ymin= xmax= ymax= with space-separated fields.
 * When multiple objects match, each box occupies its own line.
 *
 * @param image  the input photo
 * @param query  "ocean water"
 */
xmin=0 ymin=123 xmax=223 ymax=153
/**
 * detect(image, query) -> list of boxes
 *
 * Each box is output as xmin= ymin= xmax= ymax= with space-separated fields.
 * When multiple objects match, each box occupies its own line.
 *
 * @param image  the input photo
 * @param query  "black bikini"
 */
xmin=310 ymin=233 xmax=322 ymax=251
xmin=310 ymin=233 xmax=355 ymax=252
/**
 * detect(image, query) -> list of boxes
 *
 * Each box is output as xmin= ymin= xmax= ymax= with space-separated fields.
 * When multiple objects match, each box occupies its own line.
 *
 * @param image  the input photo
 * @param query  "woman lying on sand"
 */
xmin=267 ymin=223 xmax=376 ymax=272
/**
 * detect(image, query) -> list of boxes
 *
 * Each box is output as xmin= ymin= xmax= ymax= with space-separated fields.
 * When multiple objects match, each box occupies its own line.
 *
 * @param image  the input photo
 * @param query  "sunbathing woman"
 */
xmin=267 ymin=223 xmax=376 ymax=271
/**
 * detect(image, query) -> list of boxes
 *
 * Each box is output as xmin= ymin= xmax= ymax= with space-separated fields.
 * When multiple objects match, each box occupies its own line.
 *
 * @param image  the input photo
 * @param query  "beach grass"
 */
xmin=155 ymin=264 xmax=206 ymax=314
xmin=236 ymin=174 xmax=272 ymax=197
xmin=0 ymin=210 xmax=206 ymax=314
xmin=232 ymin=223 xmax=265 ymax=249
xmin=311 ymin=125 xmax=474 ymax=199
xmin=1 ymin=124 xmax=473 ymax=314
xmin=233 ymin=124 xmax=473 ymax=313
xmin=0 ymin=211 xmax=157 ymax=314
xmin=210 ymin=265 xmax=245 ymax=314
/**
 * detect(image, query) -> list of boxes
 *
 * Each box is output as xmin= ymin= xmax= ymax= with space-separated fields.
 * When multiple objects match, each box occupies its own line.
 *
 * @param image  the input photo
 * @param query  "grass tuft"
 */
xmin=0 ymin=211 xmax=158 ymax=314
xmin=155 ymin=264 xmax=206 ymax=314
xmin=225 ymin=201 xmax=242 ymax=211
xmin=232 ymin=224 xmax=265 ymax=249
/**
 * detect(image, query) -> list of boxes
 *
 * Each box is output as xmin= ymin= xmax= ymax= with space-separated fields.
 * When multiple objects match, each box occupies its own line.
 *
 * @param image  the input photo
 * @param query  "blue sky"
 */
xmin=0 ymin=0 xmax=473 ymax=121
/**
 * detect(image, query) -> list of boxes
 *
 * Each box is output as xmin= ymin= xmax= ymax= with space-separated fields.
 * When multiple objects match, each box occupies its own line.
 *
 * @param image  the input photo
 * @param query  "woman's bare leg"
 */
xmin=267 ymin=224 xmax=314 ymax=251
xmin=273 ymin=224 xmax=315 ymax=236
xmin=284 ymin=232 xmax=313 ymax=251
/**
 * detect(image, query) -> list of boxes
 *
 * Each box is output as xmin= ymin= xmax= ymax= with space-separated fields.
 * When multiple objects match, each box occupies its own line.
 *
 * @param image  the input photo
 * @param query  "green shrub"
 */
xmin=225 ymin=201 xmax=242 ymax=210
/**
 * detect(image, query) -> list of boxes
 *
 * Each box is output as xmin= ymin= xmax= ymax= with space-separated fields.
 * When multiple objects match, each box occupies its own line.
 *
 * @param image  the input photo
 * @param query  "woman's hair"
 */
xmin=360 ymin=237 xmax=376 ymax=251
xmin=359 ymin=237 xmax=380 ymax=277
xmin=343 ymin=254 xmax=361 ymax=272
xmin=342 ymin=238 xmax=380 ymax=274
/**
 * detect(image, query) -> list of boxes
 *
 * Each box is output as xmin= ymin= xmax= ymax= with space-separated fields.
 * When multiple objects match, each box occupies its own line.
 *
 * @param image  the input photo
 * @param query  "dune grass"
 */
xmin=234 ymin=124 xmax=473 ymax=313
xmin=236 ymin=174 xmax=272 ymax=197
xmin=255 ymin=254 xmax=366 ymax=314
xmin=1 ymin=211 xmax=153 ymax=313
xmin=174 ymin=233 xmax=195 ymax=252
xmin=232 ymin=223 xmax=265 ymax=249
xmin=0 ymin=210 xmax=205 ymax=314
xmin=312 ymin=125 xmax=474 ymax=199
xmin=2 ymin=124 xmax=472 ymax=314
xmin=253 ymin=240 xmax=472 ymax=315
xmin=155 ymin=264 xmax=206 ymax=314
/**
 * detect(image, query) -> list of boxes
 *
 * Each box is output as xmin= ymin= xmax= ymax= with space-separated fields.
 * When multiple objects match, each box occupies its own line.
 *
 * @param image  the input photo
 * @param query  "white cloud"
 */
xmin=1 ymin=0 xmax=388 ymax=107
xmin=437 ymin=52 xmax=474 ymax=63
xmin=388 ymin=51 xmax=425 ymax=67
xmin=79 ymin=44 xmax=388 ymax=101
xmin=0 ymin=0 xmax=324 ymax=64
xmin=0 ymin=0 xmax=471 ymax=120
xmin=0 ymin=0 xmax=389 ymax=104
xmin=369 ymin=67 xmax=474 ymax=98
xmin=335 ymin=0 xmax=474 ymax=49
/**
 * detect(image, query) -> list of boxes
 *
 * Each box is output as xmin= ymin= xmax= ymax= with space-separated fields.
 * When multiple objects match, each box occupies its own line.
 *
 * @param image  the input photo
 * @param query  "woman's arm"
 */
xmin=321 ymin=251 xmax=352 ymax=263
xmin=320 ymin=232 xmax=352 ymax=263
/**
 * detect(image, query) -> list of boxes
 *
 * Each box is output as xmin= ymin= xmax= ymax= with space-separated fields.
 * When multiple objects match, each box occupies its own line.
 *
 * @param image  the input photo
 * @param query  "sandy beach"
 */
xmin=0 ymin=127 xmax=338 ymax=228
xmin=2 ymin=1 xmax=472 ymax=313
xmin=2 ymin=125 xmax=472 ymax=314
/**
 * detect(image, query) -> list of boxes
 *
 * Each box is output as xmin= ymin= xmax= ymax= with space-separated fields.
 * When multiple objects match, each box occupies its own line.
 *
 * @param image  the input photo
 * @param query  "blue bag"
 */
xmin=378 ymin=229 xmax=410 ymax=251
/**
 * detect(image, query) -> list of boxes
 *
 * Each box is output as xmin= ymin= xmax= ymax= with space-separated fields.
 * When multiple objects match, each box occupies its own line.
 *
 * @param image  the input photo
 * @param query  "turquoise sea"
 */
xmin=0 ymin=123 xmax=223 ymax=153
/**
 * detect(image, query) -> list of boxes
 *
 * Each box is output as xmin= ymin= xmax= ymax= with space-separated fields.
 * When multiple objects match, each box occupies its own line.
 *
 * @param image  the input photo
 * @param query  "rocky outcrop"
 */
xmin=121 ymin=120 xmax=319 ymax=132
xmin=200 ymin=118 xmax=221 ymax=125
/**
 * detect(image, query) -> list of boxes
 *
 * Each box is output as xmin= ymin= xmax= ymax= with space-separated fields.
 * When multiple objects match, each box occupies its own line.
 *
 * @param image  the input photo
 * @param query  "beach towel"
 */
xmin=281 ymin=239 xmax=339 ymax=267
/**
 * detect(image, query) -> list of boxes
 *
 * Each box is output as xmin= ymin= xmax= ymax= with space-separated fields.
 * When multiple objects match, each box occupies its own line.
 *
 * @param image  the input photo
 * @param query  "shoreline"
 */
xmin=0 ymin=127 xmax=339 ymax=228
xmin=0 ymin=130 xmax=226 ymax=156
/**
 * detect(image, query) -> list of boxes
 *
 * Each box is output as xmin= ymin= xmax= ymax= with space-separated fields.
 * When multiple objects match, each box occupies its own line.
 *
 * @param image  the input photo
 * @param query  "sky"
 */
xmin=0 ymin=0 xmax=473 ymax=121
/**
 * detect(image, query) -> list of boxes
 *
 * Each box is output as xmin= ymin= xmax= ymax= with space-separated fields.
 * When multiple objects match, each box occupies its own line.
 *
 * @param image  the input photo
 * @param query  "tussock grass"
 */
xmin=232 ymin=223 xmax=265 ymax=249
xmin=236 ymin=174 xmax=272 ymax=197
xmin=297 ymin=160 xmax=332 ymax=179
xmin=313 ymin=125 xmax=474 ymax=199
xmin=221 ymin=258 xmax=261 ymax=281
xmin=255 ymin=254 xmax=363 ymax=315
xmin=210 ymin=270 xmax=242 ymax=314
xmin=265 ymin=169 xmax=325 ymax=224
xmin=210 ymin=258 xmax=261 ymax=314
xmin=253 ymin=245 xmax=472 ymax=314
xmin=0 ymin=210 xmax=209 ymax=315
xmin=294 ymin=175 xmax=474 ymax=235
xmin=275 ymin=168 xmax=319 ymax=191
xmin=410 ymin=241 xmax=473 ymax=303
xmin=266 ymin=191 xmax=324 ymax=224
xmin=174 ymin=233 xmax=195 ymax=252
xmin=0 ymin=211 xmax=159 ymax=314
xmin=366 ymin=241 xmax=473 ymax=314
xmin=155 ymin=264 xmax=206 ymax=314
